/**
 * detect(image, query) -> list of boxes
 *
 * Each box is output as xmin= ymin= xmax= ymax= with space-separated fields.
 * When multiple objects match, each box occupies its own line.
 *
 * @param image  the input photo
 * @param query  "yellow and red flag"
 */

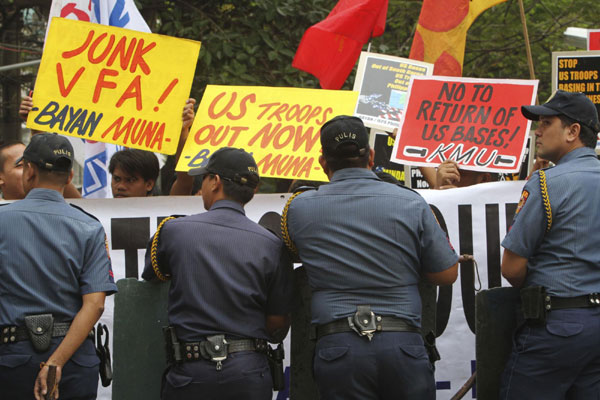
xmin=409 ymin=0 xmax=507 ymax=76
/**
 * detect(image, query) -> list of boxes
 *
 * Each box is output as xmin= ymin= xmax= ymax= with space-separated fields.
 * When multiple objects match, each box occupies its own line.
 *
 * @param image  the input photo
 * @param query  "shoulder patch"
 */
xmin=69 ymin=203 xmax=100 ymax=222
xmin=515 ymin=189 xmax=529 ymax=216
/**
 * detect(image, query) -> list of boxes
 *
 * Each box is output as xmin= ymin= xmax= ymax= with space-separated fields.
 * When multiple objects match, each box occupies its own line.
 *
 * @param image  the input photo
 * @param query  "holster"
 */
xmin=163 ymin=326 xmax=182 ymax=364
xmin=24 ymin=314 xmax=53 ymax=353
xmin=520 ymin=286 xmax=548 ymax=325
xmin=95 ymin=323 xmax=113 ymax=387
xmin=423 ymin=330 xmax=440 ymax=369
xmin=267 ymin=343 xmax=285 ymax=391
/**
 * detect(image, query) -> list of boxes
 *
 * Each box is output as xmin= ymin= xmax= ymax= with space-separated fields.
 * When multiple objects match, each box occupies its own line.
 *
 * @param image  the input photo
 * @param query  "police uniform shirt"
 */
xmin=142 ymin=200 xmax=293 ymax=342
xmin=502 ymin=147 xmax=600 ymax=297
xmin=0 ymin=188 xmax=117 ymax=326
xmin=287 ymin=168 xmax=458 ymax=327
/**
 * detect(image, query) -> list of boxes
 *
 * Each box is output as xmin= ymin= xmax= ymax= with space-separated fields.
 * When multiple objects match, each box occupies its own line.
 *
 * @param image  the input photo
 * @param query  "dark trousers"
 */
xmin=313 ymin=331 xmax=435 ymax=400
xmin=501 ymin=307 xmax=600 ymax=399
xmin=0 ymin=337 xmax=99 ymax=399
xmin=162 ymin=351 xmax=272 ymax=400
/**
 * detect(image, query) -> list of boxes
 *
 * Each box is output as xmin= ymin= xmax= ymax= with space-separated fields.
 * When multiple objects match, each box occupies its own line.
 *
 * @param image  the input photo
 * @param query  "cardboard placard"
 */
xmin=27 ymin=18 xmax=200 ymax=155
xmin=353 ymin=52 xmax=433 ymax=131
xmin=176 ymin=85 xmax=359 ymax=181
xmin=391 ymin=76 xmax=537 ymax=173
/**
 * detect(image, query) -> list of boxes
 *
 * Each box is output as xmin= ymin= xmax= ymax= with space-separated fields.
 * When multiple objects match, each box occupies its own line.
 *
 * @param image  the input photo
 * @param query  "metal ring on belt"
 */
xmin=549 ymin=293 xmax=600 ymax=310
xmin=316 ymin=316 xmax=420 ymax=340
xmin=0 ymin=322 xmax=92 ymax=344
xmin=181 ymin=338 xmax=268 ymax=362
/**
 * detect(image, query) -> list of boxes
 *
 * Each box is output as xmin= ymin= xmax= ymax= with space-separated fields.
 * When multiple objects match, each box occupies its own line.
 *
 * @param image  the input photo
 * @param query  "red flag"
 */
xmin=293 ymin=0 xmax=388 ymax=90
xmin=409 ymin=0 xmax=507 ymax=76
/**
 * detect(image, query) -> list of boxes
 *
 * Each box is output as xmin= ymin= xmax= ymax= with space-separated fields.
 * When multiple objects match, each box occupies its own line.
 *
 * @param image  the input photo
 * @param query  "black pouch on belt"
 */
xmin=520 ymin=286 xmax=547 ymax=325
xmin=24 ymin=314 xmax=54 ymax=353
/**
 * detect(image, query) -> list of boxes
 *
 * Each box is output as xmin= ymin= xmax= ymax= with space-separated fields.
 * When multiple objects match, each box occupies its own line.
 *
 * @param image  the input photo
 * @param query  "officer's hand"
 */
xmin=182 ymin=98 xmax=196 ymax=130
xmin=19 ymin=95 xmax=34 ymax=122
xmin=34 ymin=363 xmax=62 ymax=400
xmin=435 ymin=160 xmax=460 ymax=189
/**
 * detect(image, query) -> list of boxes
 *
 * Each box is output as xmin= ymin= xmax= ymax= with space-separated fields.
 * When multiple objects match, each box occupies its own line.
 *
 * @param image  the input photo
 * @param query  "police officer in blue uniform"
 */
xmin=0 ymin=133 xmax=117 ymax=400
xmin=143 ymin=147 xmax=293 ymax=400
xmin=501 ymin=90 xmax=600 ymax=399
xmin=282 ymin=115 xmax=458 ymax=400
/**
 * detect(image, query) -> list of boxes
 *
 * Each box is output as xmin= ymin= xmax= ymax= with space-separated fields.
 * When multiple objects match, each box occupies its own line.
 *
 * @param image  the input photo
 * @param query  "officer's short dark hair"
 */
xmin=38 ymin=165 xmax=71 ymax=185
xmin=109 ymin=149 xmax=159 ymax=182
xmin=220 ymin=175 xmax=254 ymax=204
xmin=324 ymin=143 xmax=371 ymax=172
xmin=558 ymin=114 xmax=597 ymax=149
xmin=0 ymin=141 xmax=24 ymax=173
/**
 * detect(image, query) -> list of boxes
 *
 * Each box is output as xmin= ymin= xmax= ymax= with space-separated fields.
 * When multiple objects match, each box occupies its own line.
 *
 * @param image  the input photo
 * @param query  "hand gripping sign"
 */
xmin=176 ymin=85 xmax=359 ymax=181
xmin=391 ymin=76 xmax=538 ymax=173
xmin=27 ymin=18 xmax=200 ymax=155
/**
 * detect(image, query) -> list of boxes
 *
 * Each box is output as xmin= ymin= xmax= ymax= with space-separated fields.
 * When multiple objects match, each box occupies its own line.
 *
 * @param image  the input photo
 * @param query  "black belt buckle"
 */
xmin=589 ymin=293 xmax=600 ymax=306
xmin=201 ymin=335 xmax=228 ymax=370
xmin=348 ymin=305 xmax=377 ymax=341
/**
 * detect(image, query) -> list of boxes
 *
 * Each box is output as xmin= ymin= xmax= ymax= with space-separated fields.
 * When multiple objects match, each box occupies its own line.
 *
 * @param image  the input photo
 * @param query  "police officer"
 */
xmin=282 ymin=115 xmax=458 ymax=400
xmin=142 ymin=147 xmax=293 ymax=400
xmin=500 ymin=90 xmax=600 ymax=398
xmin=0 ymin=133 xmax=117 ymax=399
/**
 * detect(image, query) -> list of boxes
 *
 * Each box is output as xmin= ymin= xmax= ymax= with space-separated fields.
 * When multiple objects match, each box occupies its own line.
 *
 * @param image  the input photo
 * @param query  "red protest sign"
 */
xmin=588 ymin=30 xmax=600 ymax=51
xmin=391 ymin=76 xmax=538 ymax=173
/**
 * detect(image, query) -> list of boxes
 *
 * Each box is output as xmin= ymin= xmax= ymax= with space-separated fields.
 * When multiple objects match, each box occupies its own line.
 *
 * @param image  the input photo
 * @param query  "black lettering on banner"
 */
xmin=486 ymin=204 xmax=502 ymax=288
xmin=505 ymin=203 xmax=517 ymax=232
xmin=458 ymin=205 xmax=476 ymax=334
xmin=429 ymin=205 xmax=452 ymax=338
xmin=111 ymin=217 xmax=150 ymax=279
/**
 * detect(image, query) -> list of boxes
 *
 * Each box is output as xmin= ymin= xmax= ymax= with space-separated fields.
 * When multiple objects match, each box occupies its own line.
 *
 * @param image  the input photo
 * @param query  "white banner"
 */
xmin=3 ymin=180 xmax=525 ymax=399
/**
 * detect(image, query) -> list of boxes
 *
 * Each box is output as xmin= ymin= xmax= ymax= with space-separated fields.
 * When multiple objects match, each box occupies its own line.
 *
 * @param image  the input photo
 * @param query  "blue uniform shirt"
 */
xmin=287 ymin=168 xmax=458 ymax=327
xmin=502 ymin=147 xmax=600 ymax=297
xmin=0 ymin=188 xmax=117 ymax=326
xmin=143 ymin=200 xmax=293 ymax=342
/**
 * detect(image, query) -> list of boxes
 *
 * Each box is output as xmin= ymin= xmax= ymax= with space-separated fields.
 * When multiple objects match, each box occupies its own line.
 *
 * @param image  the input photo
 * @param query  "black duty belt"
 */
xmin=180 ymin=338 xmax=268 ymax=363
xmin=0 ymin=322 xmax=90 ymax=345
xmin=548 ymin=293 xmax=600 ymax=310
xmin=315 ymin=315 xmax=420 ymax=341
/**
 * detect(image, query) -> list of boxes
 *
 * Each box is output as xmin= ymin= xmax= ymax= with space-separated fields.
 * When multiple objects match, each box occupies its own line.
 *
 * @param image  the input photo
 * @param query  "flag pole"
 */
xmin=518 ymin=0 xmax=537 ymax=179
xmin=518 ymin=0 xmax=536 ymax=82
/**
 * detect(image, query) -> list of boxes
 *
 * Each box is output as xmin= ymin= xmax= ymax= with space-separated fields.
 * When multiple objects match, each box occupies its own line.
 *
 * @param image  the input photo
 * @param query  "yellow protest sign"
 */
xmin=27 ymin=18 xmax=200 ymax=155
xmin=177 ymin=85 xmax=359 ymax=181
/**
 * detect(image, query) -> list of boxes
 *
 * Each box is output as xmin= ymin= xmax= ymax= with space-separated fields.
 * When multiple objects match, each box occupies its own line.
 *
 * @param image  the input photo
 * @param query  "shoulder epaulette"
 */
xmin=69 ymin=203 xmax=100 ymax=222
xmin=281 ymin=187 xmax=315 ymax=255
xmin=538 ymin=169 xmax=552 ymax=232
xmin=150 ymin=215 xmax=183 ymax=281
xmin=394 ymin=182 xmax=419 ymax=194
xmin=293 ymin=185 xmax=318 ymax=194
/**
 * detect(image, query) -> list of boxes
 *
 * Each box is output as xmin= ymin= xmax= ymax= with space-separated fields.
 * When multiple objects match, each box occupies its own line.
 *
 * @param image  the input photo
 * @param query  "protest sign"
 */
xmin=553 ymin=51 xmax=600 ymax=116
xmin=391 ymin=76 xmax=537 ymax=173
xmin=176 ymin=85 xmax=359 ymax=181
xmin=353 ymin=52 xmax=433 ymax=131
xmin=27 ymin=18 xmax=200 ymax=155
xmin=587 ymin=30 xmax=600 ymax=51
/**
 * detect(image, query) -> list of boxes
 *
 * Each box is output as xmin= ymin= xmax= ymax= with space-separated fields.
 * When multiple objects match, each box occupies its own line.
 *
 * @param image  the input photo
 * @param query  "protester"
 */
xmin=282 ymin=115 xmax=458 ymax=399
xmin=0 ymin=141 xmax=26 ymax=200
xmin=142 ymin=147 xmax=293 ymax=399
xmin=0 ymin=133 xmax=117 ymax=399
xmin=108 ymin=149 xmax=160 ymax=197
xmin=500 ymin=90 xmax=600 ymax=398
xmin=434 ymin=159 xmax=495 ymax=189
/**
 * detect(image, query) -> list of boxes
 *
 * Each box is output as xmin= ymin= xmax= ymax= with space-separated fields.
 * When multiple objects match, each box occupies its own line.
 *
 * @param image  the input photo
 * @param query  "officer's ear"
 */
xmin=566 ymin=122 xmax=581 ymax=143
xmin=367 ymin=148 xmax=375 ymax=169
xmin=318 ymin=155 xmax=331 ymax=178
